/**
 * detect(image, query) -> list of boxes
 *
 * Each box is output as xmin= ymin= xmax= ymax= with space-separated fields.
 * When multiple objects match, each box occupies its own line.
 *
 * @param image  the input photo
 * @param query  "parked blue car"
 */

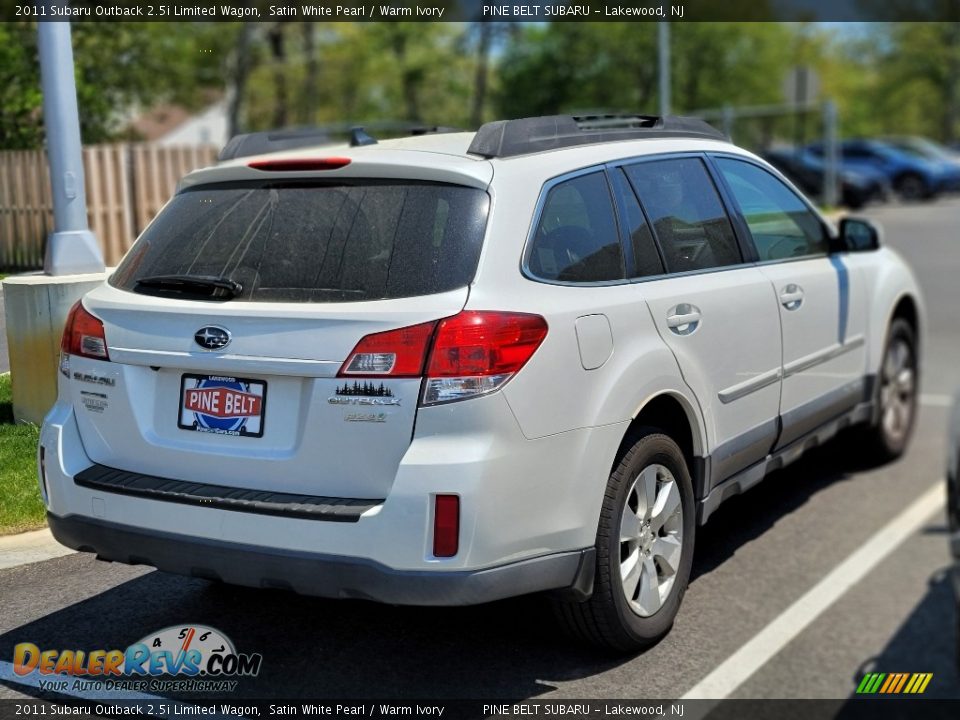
xmin=807 ymin=139 xmax=951 ymax=200
xmin=882 ymin=136 xmax=960 ymax=192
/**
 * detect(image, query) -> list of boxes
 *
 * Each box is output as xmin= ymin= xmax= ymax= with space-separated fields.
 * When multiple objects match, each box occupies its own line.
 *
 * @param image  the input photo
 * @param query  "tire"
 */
xmin=554 ymin=429 xmax=696 ymax=653
xmin=857 ymin=318 xmax=919 ymax=462
xmin=894 ymin=173 xmax=930 ymax=202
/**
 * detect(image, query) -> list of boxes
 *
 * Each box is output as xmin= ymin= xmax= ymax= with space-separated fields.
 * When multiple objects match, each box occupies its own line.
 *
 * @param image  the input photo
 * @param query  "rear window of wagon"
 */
xmin=110 ymin=180 xmax=490 ymax=303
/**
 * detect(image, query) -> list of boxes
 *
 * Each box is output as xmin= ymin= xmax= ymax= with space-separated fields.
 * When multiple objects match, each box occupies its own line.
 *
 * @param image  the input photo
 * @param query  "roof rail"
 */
xmin=466 ymin=114 xmax=727 ymax=159
xmin=218 ymin=123 xmax=462 ymax=161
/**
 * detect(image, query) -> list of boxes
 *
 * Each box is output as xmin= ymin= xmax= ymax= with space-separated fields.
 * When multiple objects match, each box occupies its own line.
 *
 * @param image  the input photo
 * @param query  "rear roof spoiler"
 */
xmin=466 ymin=114 xmax=727 ymax=159
xmin=219 ymin=123 xmax=461 ymax=161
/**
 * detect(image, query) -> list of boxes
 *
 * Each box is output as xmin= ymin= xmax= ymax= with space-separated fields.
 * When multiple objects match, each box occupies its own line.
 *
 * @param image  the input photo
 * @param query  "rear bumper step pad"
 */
xmin=74 ymin=463 xmax=381 ymax=522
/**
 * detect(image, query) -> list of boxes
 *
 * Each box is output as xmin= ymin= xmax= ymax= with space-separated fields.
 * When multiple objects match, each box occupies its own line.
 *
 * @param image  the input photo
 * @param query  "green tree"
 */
xmin=495 ymin=22 xmax=792 ymax=120
xmin=0 ymin=22 xmax=238 ymax=150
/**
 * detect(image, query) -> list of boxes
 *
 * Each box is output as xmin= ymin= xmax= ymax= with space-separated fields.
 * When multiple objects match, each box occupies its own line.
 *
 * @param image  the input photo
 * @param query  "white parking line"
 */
xmin=921 ymin=393 xmax=954 ymax=408
xmin=681 ymin=481 xmax=946 ymax=700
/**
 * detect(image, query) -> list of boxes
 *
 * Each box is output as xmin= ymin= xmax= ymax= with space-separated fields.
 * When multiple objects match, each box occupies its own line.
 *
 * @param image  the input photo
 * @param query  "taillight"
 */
xmin=61 ymin=301 xmax=110 ymax=361
xmin=336 ymin=311 xmax=548 ymax=405
xmin=433 ymin=494 xmax=460 ymax=558
xmin=339 ymin=321 xmax=437 ymax=377
xmin=422 ymin=311 xmax=548 ymax=405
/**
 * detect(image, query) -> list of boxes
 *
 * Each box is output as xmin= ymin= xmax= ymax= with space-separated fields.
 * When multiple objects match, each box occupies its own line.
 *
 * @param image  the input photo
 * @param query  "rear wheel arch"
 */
xmin=620 ymin=393 xmax=706 ymax=500
xmin=890 ymin=294 xmax=920 ymax=350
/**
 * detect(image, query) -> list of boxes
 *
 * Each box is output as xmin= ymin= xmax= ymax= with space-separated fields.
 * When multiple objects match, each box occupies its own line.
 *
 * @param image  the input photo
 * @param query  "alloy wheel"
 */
xmin=880 ymin=337 xmax=915 ymax=445
xmin=619 ymin=464 xmax=684 ymax=617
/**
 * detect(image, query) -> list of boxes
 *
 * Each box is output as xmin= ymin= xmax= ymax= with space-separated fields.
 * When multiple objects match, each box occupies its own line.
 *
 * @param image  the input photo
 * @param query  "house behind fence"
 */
xmin=0 ymin=143 xmax=217 ymax=271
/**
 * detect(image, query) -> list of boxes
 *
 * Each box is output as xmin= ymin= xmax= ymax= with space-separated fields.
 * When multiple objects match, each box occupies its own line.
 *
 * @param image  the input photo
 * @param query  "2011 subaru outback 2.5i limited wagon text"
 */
xmin=42 ymin=115 xmax=923 ymax=652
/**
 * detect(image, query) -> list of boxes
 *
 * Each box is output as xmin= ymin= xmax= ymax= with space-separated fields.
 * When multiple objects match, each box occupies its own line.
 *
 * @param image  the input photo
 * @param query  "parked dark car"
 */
xmin=807 ymin=139 xmax=950 ymax=201
xmin=762 ymin=148 xmax=887 ymax=209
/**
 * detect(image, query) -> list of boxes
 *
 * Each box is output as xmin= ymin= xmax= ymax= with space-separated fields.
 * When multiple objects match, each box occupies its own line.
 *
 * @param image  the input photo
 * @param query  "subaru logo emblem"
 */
xmin=194 ymin=326 xmax=231 ymax=351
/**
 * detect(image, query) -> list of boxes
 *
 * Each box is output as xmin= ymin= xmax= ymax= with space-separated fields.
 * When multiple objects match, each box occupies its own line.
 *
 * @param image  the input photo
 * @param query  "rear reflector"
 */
xmin=39 ymin=445 xmax=48 ymax=501
xmin=339 ymin=321 xmax=437 ymax=377
xmin=248 ymin=158 xmax=351 ymax=172
xmin=433 ymin=495 xmax=460 ymax=558
xmin=61 ymin=301 xmax=110 ymax=361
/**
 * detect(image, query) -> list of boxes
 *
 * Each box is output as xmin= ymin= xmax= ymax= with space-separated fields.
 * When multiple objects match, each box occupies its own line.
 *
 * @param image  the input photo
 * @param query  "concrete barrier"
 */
xmin=2 ymin=273 xmax=108 ymax=425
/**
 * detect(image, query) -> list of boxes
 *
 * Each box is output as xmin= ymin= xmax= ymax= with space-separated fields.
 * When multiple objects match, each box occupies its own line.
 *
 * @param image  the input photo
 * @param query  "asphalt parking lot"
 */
xmin=1 ymin=197 xmax=958 ymax=704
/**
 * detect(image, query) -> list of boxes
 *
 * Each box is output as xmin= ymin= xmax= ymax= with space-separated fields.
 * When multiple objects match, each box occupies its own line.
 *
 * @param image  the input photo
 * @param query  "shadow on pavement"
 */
xmin=0 ymin=571 xmax=621 ymax=700
xmin=691 ymin=429 xmax=889 ymax=583
xmin=844 ymin=564 xmax=959 ymax=700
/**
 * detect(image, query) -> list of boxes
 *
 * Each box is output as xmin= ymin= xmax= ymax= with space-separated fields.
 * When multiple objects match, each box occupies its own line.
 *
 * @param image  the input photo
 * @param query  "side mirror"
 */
xmin=837 ymin=217 xmax=882 ymax=253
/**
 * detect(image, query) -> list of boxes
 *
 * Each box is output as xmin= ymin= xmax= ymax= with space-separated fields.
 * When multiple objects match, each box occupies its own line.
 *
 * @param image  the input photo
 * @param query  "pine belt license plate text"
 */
xmin=178 ymin=374 xmax=267 ymax=438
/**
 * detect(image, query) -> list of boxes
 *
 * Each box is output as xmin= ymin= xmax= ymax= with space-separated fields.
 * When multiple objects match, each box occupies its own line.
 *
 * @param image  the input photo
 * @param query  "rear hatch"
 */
xmin=70 ymin=175 xmax=490 ymax=500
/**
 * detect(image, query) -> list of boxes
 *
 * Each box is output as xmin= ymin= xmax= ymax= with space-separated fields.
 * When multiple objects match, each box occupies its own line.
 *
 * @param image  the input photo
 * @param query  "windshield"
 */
xmin=111 ymin=180 xmax=490 ymax=303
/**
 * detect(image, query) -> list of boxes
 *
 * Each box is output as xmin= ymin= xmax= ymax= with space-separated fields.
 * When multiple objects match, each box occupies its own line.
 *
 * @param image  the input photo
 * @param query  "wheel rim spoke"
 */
xmin=651 ymin=535 xmax=682 ymax=575
xmin=620 ymin=504 xmax=642 ymax=542
xmin=896 ymin=368 xmax=914 ymax=397
xmin=636 ymin=557 xmax=661 ymax=615
xmin=621 ymin=549 xmax=642 ymax=600
xmin=650 ymin=480 xmax=681 ymax=532
xmin=638 ymin=465 xmax=658 ymax=519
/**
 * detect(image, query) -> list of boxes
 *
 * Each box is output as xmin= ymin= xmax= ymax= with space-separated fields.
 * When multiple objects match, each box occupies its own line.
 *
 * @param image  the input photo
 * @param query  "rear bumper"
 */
xmin=48 ymin=512 xmax=592 ymax=605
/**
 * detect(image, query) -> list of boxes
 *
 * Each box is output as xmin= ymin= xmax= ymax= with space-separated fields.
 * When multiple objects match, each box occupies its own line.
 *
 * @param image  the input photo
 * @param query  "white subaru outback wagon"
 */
xmin=41 ymin=115 xmax=923 ymax=651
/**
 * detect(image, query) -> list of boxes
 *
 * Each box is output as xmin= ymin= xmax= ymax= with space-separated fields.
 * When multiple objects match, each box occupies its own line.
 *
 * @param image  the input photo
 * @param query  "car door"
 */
xmin=713 ymin=156 xmax=868 ymax=448
xmin=618 ymin=156 xmax=783 ymax=489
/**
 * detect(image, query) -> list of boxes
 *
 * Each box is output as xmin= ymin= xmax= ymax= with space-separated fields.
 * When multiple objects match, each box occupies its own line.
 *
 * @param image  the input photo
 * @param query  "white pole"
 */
xmin=37 ymin=16 xmax=104 ymax=275
xmin=658 ymin=22 xmax=671 ymax=117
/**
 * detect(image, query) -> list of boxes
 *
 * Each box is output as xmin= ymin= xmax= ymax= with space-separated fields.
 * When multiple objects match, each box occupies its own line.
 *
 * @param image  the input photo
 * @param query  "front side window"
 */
xmin=716 ymin=158 xmax=829 ymax=261
xmin=527 ymin=171 xmax=625 ymax=283
xmin=624 ymin=158 xmax=742 ymax=273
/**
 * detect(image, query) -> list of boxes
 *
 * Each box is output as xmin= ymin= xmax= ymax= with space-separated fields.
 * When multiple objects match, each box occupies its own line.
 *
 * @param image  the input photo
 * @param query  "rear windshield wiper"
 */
xmin=134 ymin=274 xmax=243 ymax=299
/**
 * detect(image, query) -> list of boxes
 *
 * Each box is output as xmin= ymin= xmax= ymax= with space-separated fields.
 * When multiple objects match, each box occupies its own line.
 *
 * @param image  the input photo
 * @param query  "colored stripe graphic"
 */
xmin=893 ymin=673 xmax=909 ymax=693
xmin=857 ymin=672 xmax=932 ymax=694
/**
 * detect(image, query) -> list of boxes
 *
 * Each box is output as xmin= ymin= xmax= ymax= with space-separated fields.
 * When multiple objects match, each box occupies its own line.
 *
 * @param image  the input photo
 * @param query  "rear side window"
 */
xmin=527 ymin=172 xmax=625 ymax=283
xmin=110 ymin=181 xmax=489 ymax=303
xmin=624 ymin=158 xmax=742 ymax=273
xmin=716 ymin=158 xmax=829 ymax=261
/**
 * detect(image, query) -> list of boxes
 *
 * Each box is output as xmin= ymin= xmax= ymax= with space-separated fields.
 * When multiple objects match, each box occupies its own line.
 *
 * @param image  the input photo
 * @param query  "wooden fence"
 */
xmin=0 ymin=143 xmax=218 ymax=271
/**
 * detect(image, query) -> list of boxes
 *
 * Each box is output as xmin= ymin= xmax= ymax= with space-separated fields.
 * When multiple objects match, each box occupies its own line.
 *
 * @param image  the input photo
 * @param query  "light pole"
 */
xmin=37 ymin=17 xmax=104 ymax=275
xmin=658 ymin=22 xmax=671 ymax=117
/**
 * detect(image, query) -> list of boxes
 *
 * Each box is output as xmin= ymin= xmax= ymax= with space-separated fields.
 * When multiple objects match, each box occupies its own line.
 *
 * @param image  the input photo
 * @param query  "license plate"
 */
xmin=178 ymin=374 xmax=267 ymax=438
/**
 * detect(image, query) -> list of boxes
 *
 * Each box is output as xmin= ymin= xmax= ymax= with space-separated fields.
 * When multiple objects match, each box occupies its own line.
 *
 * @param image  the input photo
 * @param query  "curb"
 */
xmin=0 ymin=527 xmax=75 ymax=571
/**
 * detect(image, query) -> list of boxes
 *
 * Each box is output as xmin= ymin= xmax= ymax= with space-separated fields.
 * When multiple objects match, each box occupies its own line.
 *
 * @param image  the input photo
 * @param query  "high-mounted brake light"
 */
xmin=61 ymin=301 xmax=110 ymax=361
xmin=339 ymin=321 xmax=437 ymax=377
xmin=248 ymin=158 xmax=352 ymax=172
xmin=337 ymin=311 xmax=548 ymax=405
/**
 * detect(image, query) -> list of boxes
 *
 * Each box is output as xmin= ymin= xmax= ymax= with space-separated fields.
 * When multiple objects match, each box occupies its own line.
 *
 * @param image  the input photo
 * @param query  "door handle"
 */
xmin=779 ymin=284 xmax=804 ymax=311
xmin=666 ymin=303 xmax=701 ymax=336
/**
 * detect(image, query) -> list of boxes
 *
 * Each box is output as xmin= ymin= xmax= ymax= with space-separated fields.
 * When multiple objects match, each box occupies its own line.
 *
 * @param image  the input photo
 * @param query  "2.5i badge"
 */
xmin=178 ymin=374 xmax=267 ymax=438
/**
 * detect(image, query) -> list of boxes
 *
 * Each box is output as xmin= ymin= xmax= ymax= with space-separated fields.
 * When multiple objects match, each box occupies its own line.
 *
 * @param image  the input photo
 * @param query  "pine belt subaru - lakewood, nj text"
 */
xmin=41 ymin=115 xmax=923 ymax=651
